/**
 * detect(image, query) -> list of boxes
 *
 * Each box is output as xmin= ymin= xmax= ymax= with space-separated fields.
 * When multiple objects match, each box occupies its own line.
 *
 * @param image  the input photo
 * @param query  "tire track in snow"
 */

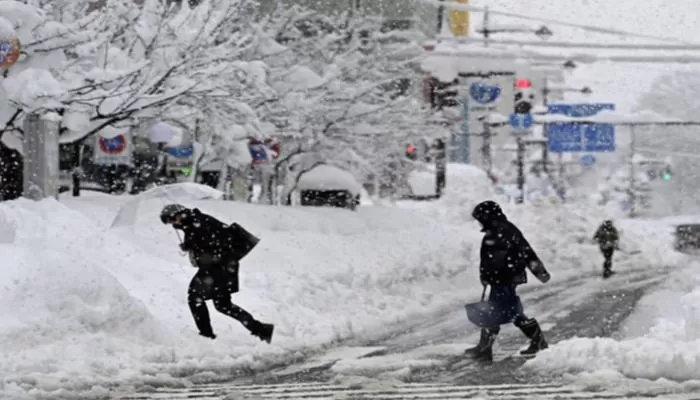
xmin=117 ymin=381 xmax=693 ymax=399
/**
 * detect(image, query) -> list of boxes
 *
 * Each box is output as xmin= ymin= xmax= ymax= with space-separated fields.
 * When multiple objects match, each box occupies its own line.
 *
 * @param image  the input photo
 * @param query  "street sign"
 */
xmin=580 ymin=154 xmax=596 ymax=167
xmin=509 ymin=113 xmax=533 ymax=131
xmin=461 ymin=75 xmax=514 ymax=164
xmin=547 ymin=103 xmax=615 ymax=153
xmin=248 ymin=139 xmax=269 ymax=164
xmin=94 ymin=131 xmax=132 ymax=165
xmin=166 ymin=145 xmax=194 ymax=159
xmin=469 ymin=82 xmax=501 ymax=105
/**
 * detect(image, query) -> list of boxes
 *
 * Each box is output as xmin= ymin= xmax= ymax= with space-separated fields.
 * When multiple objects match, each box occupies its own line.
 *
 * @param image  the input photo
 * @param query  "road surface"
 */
xmin=117 ymin=265 xmax=694 ymax=399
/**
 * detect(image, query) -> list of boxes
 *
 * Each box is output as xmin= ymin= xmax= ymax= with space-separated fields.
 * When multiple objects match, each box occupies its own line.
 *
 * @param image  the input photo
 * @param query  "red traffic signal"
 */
xmin=515 ymin=79 xmax=532 ymax=89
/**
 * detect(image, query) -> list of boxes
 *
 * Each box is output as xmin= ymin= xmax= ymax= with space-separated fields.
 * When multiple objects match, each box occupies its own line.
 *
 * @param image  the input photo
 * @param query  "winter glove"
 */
xmin=537 ymin=269 xmax=551 ymax=283
xmin=529 ymin=260 xmax=551 ymax=283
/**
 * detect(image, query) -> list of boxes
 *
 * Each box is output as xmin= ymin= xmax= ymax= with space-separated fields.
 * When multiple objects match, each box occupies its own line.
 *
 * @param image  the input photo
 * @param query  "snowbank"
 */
xmin=0 ymin=175 xmax=681 ymax=397
xmin=524 ymin=256 xmax=700 ymax=384
xmin=0 ymin=189 xmax=471 ymax=398
xmin=408 ymin=163 xmax=492 ymax=199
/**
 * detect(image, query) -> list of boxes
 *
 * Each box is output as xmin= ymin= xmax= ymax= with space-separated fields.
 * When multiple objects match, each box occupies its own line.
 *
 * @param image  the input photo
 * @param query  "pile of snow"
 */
xmin=0 ymin=178 xmax=682 ymax=397
xmin=524 ymin=247 xmax=700 ymax=384
xmin=408 ymin=163 xmax=492 ymax=200
xmin=111 ymin=182 xmax=223 ymax=227
xmin=0 ymin=188 xmax=471 ymax=398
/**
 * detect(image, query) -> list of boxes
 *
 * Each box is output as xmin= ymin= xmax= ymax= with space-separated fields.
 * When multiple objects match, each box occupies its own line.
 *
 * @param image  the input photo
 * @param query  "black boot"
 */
xmin=518 ymin=319 xmax=548 ymax=356
xmin=464 ymin=327 xmax=499 ymax=361
xmin=603 ymin=267 xmax=615 ymax=279
xmin=249 ymin=320 xmax=274 ymax=344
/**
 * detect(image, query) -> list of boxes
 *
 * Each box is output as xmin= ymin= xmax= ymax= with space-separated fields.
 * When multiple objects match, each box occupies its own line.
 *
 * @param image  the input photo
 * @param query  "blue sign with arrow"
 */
xmin=547 ymin=103 xmax=616 ymax=153
xmin=509 ymin=113 xmax=533 ymax=131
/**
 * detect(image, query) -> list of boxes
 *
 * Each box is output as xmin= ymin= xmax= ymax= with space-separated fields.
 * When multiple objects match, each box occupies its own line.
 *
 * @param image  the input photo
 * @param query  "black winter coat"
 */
xmin=179 ymin=208 xmax=240 ymax=267
xmin=473 ymin=201 xmax=550 ymax=286
xmin=177 ymin=209 xmax=258 ymax=295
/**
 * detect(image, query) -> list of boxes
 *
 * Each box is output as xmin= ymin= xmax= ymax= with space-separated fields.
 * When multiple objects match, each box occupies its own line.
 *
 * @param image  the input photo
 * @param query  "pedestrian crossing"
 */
xmin=117 ymin=381 xmax=695 ymax=399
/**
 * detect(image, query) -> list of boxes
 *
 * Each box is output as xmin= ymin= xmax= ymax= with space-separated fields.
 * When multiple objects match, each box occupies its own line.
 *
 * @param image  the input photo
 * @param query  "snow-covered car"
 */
xmin=296 ymin=165 xmax=362 ymax=211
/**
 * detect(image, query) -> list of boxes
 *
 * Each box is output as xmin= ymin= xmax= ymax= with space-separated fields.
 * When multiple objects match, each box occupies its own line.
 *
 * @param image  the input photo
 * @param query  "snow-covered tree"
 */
xmin=635 ymin=68 xmax=700 ymax=215
xmin=257 ymin=6 xmax=428 ymax=200
xmin=0 ymin=0 xmax=273 ymax=197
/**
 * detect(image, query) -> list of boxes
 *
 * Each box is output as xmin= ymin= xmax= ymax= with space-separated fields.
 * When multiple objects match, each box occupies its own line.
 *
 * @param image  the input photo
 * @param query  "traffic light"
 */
xmin=514 ymin=79 xmax=534 ymax=114
xmin=430 ymin=78 xmax=459 ymax=110
xmin=662 ymin=165 xmax=672 ymax=181
xmin=406 ymin=144 xmax=417 ymax=160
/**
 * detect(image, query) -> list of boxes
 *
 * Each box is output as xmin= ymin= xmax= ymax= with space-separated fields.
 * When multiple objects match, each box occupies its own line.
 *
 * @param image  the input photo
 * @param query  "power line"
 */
xmin=421 ymin=0 xmax=695 ymax=45
xmin=428 ymin=49 xmax=700 ymax=64
xmin=436 ymin=35 xmax=700 ymax=51
xmin=484 ymin=8 xmax=693 ymax=45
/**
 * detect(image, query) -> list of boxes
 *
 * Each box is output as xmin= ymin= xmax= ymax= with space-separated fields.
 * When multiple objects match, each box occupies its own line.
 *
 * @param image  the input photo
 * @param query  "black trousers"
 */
xmin=187 ymin=268 xmax=256 ymax=336
xmin=601 ymin=247 xmax=614 ymax=271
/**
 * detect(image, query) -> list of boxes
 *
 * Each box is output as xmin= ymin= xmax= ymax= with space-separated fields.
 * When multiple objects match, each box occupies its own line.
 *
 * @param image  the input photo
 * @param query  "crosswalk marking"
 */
xmin=116 ymin=381 xmax=691 ymax=399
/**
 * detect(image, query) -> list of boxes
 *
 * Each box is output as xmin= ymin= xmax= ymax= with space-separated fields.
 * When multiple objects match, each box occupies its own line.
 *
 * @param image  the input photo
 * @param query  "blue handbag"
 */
xmin=465 ymin=286 xmax=524 ymax=328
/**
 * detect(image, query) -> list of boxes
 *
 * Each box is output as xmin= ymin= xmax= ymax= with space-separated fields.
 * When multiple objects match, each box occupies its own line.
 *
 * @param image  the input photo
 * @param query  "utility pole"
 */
xmin=436 ymin=0 xmax=444 ymax=35
xmin=482 ymin=6 xmax=490 ymax=47
xmin=481 ymin=120 xmax=493 ymax=175
xmin=541 ymin=77 xmax=550 ymax=174
xmin=628 ymin=125 xmax=636 ymax=217
xmin=516 ymin=137 xmax=525 ymax=204
xmin=23 ymin=112 xmax=60 ymax=200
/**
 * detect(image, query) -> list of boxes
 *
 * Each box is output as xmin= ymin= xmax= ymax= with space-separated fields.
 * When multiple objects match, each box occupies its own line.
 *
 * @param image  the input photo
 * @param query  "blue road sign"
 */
xmin=469 ymin=82 xmax=501 ymax=105
xmin=580 ymin=154 xmax=596 ymax=167
xmin=547 ymin=103 xmax=615 ymax=153
xmin=509 ymin=113 xmax=533 ymax=131
xmin=166 ymin=145 xmax=194 ymax=158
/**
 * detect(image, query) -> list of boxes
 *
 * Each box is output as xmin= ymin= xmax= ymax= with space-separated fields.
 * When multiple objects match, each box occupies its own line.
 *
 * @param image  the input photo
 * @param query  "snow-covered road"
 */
xmin=118 ymin=264 xmax=689 ymax=399
xmin=119 ymin=381 xmax=695 ymax=400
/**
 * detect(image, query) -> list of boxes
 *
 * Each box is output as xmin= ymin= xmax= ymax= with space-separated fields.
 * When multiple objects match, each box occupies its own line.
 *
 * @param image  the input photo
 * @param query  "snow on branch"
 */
xmin=1 ymin=0 xmax=271 ymax=150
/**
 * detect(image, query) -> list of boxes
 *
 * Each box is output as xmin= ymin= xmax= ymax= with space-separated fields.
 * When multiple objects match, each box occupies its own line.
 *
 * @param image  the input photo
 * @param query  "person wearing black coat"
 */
xmin=160 ymin=204 xmax=274 ymax=343
xmin=593 ymin=220 xmax=620 ymax=278
xmin=464 ymin=200 xmax=551 ymax=361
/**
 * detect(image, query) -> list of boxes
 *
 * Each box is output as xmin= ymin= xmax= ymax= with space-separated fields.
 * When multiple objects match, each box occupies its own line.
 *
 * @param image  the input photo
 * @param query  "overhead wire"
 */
xmin=421 ymin=0 xmax=697 ymax=45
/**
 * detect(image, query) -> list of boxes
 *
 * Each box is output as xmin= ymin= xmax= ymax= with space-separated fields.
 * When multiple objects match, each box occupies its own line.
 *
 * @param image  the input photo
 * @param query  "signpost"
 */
xmin=547 ymin=103 xmax=616 ymax=153
xmin=23 ymin=112 xmax=59 ymax=199
xmin=460 ymin=74 xmax=514 ymax=164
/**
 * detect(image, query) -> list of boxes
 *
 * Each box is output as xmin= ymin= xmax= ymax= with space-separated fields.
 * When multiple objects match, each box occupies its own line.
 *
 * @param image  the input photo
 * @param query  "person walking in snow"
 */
xmin=464 ymin=200 xmax=551 ymax=362
xmin=160 ymin=204 xmax=274 ymax=343
xmin=593 ymin=220 xmax=620 ymax=279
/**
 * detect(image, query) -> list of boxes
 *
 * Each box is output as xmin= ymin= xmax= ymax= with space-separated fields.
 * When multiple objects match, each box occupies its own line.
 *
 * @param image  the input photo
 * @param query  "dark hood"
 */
xmin=173 ymin=208 xmax=202 ymax=229
xmin=472 ymin=200 xmax=507 ymax=230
